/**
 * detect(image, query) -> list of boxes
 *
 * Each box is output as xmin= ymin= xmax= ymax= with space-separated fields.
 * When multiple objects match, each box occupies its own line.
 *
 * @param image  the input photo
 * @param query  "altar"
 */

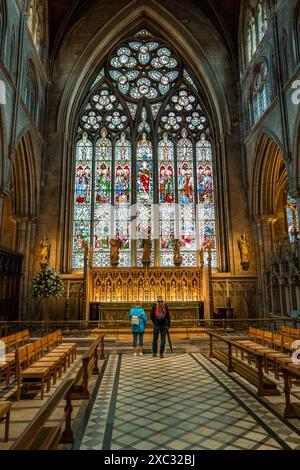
xmin=90 ymin=301 xmax=203 ymax=322
xmin=88 ymin=266 xmax=203 ymax=322
xmin=90 ymin=267 xmax=202 ymax=302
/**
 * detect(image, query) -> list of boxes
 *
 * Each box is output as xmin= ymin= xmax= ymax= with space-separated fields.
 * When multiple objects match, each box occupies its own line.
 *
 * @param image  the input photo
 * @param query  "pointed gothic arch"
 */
xmin=54 ymin=3 xmax=233 ymax=273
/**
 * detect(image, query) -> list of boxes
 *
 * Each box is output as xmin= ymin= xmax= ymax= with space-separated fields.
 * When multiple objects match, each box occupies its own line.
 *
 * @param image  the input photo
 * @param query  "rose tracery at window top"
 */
xmin=108 ymin=38 xmax=181 ymax=100
xmin=72 ymin=31 xmax=217 ymax=269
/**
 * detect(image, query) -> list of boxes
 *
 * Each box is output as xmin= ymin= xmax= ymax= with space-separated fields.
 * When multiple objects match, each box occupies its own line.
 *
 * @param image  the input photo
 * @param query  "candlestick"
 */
xmin=226 ymin=279 xmax=229 ymax=298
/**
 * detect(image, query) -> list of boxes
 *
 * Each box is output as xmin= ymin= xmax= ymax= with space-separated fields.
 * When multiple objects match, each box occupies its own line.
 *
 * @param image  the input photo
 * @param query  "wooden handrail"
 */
xmin=208 ymin=331 xmax=266 ymax=358
xmin=208 ymin=330 xmax=279 ymax=396
xmin=281 ymin=365 xmax=300 ymax=419
xmin=11 ymin=378 xmax=74 ymax=450
xmin=60 ymin=334 xmax=105 ymax=444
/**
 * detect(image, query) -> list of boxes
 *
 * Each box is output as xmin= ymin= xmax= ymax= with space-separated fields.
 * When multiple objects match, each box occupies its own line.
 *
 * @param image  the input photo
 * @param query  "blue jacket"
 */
xmin=129 ymin=306 xmax=147 ymax=333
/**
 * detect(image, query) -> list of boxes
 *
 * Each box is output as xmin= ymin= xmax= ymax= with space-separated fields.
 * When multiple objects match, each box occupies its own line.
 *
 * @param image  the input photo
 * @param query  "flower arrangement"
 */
xmin=32 ymin=267 xmax=64 ymax=299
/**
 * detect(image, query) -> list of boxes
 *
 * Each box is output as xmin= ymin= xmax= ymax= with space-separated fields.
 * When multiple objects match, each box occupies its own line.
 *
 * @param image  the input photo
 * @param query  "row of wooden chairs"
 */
xmin=0 ymin=330 xmax=30 ymax=387
xmin=236 ymin=327 xmax=300 ymax=380
xmin=16 ymin=330 xmax=77 ymax=401
xmin=248 ymin=327 xmax=297 ymax=353
xmin=280 ymin=326 xmax=300 ymax=339
xmin=1 ymin=330 xmax=29 ymax=352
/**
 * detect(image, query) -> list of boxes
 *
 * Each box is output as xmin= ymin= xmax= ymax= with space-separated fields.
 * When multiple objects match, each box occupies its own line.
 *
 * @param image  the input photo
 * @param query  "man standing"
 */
xmin=151 ymin=296 xmax=171 ymax=358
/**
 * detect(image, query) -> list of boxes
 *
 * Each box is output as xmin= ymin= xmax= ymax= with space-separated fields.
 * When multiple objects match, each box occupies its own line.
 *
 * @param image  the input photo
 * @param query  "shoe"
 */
xmin=160 ymin=354 xmax=164 ymax=358
xmin=133 ymin=352 xmax=137 ymax=357
xmin=153 ymin=353 xmax=157 ymax=357
xmin=139 ymin=352 xmax=143 ymax=357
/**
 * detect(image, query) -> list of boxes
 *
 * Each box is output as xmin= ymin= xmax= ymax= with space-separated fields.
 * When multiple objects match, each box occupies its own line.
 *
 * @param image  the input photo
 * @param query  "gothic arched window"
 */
xmin=252 ymin=62 xmax=270 ymax=124
xmin=244 ymin=1 xmax=268 ymax=65
xmin=286 ymin=195 xmax=299 ymax=242
xmin=72 ymin=31 xmax=217 ymax=269
xmin=27 ymin=0 xmax=44 ymax=54
xmin=25 ymin=60 xmax=38 ymax=120
xmin=257 ymin=1 xmax=268 ymax=42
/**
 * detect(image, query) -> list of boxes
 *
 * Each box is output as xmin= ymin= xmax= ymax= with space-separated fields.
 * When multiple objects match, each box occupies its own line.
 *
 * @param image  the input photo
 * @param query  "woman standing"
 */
xmin=129 ymin=301 xmax=147 ymax=356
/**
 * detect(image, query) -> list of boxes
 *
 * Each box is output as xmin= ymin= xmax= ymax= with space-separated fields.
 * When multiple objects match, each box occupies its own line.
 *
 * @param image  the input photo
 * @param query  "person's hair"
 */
xmin=134 ymin=300 xmax=141 ymax=307
xmin=157 ymin=296 xmax=163 ymax=303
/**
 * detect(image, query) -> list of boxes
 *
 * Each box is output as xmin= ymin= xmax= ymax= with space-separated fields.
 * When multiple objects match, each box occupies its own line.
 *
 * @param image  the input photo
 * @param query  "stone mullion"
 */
xmin=90 ymin=139 xmax=97 ymax=262
xmin=174 ymin=136 xmax=180 ymax=248
xmin=153 ymin=133 xmax=159 ymax=267
xmin=131 ymin=133 xmax=137 ymax=267
xmin=193 ymin=136 xmax=199 ymax=256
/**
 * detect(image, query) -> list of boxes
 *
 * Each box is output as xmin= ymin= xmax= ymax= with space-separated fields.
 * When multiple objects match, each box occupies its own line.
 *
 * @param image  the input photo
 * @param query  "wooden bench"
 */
xmin=0 ymin=401 xmax=11 ymax=442
xmin=208 ymin=332 xmax=280 ymax=396
xmin=60 ymin=334 xmax=105 ymax=444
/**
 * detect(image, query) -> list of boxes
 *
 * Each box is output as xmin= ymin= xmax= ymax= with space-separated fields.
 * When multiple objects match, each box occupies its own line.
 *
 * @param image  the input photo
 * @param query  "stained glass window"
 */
xmin=28 ymin=1 xmax=44 ymax=54
xmin=244 ymin=1 xmax=268 ymax=65
xmin=72 ymin=31 xmax=218 ymax=269
xmin=114 ymin=134 xmax=132 ymax=266
xmin=252 ymin=62 xmax=269 ymax=125
xmin=73 ymin=133 xmax=93 ymax=268
xmin=286 ymin=196 xmax=300 ymax=242
xmin=159 ymin=133 xmax=175 ymax=266
xmin=136 ymin=129 xmax=154 ymax=266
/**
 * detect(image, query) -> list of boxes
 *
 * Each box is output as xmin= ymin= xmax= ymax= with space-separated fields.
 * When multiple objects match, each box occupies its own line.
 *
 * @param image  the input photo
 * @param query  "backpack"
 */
xmin=155 ymin=303 xmax=166 ymax=322
xmin=131 ymin=312 xmax=142 ymax=326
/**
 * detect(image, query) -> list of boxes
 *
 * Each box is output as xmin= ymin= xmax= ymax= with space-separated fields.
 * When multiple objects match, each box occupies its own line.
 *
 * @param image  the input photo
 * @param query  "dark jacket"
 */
xmin=151 ymin=302 xmax=170 ymax=327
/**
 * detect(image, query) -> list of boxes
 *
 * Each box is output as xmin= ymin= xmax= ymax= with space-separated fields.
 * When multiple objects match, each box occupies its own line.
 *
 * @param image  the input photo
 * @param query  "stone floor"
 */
xmin=77 ymin=352 xmax=300 ymax=451
xmin=1 ymin=339 xmax=300 ymax=451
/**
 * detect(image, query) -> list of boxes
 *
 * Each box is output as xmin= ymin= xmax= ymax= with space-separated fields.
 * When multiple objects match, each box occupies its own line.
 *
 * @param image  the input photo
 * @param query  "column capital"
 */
xmin=8 ymin=145 xmax=17 ymax=161
xmin=10 ymin=214 xmax=37 ymax=224
xmin=254 ymin=215 xmax=278 ymax=224
xmin=290 ymin=191 xmax=300 ymax=201
xmin=0 ymin=188 xmax=9 ymax=199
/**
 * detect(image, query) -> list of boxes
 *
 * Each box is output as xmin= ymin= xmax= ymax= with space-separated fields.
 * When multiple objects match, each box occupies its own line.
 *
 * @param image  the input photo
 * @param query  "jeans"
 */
xmin=152 ymin=325 xmax=168 ymax=355
xmin=133 ymin=332 xmax=144 ymax=347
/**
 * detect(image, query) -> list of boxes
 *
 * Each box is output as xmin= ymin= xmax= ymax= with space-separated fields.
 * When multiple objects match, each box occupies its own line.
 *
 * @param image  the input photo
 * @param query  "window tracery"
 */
xmin=72 ymin=31 xmax=217 ymax=269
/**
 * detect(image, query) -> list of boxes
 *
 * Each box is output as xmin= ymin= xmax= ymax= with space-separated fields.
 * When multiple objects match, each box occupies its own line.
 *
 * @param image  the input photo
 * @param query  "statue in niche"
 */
xmin=238 ymin=234 xmax=250 ymax=271
xmin=40 ymin=236 xmax=50 ymax=270
xmin=173 ymin=239 xmax=183 ymax=267
xmin=110 ymin=234 xmax=122 ymax=267
xmin=142 ymin=238 xmax=152 ymax=266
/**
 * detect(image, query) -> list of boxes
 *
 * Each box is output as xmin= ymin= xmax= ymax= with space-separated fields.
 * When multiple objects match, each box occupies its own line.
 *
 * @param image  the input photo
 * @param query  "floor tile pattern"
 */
xmin=78 ymin=352 xmax=300 ymax=450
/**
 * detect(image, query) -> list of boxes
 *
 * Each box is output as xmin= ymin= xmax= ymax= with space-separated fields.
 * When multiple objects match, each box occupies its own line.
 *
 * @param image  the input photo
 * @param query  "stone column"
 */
xmin=10 ymin=215 xmax=37 ymax=319
xmin=296 ymin=286 xmax=300 ymax=312
xmin=0 ymin=191 xmax=5 ymax=226
xmin=254 ymin=216 xmax=277 ymax=315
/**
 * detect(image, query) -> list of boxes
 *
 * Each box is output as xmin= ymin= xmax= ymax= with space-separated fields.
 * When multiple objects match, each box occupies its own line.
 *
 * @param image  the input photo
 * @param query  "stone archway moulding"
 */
xmin=56 ymin=0 xmax=232 ymax=140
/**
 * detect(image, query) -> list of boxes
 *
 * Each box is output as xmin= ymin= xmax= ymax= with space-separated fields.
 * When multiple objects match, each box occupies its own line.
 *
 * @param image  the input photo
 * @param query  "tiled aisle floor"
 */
xmin=78 ymin=353 xmax=300 ymax=450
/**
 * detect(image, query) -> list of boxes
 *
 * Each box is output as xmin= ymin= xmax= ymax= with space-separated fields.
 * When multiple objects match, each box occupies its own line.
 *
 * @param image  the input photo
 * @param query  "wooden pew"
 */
xmin=60 ymin=335 xmax=105 ymax=444
xmin=0 ymin=401 xmax=11 ymax=442
xmin=208 ymin=331 xmax=280 ymax=396
xmin=11 ymin=378 xmax=74 ymax=450
xmin=11 ymin=335 xmax=105 ymax=449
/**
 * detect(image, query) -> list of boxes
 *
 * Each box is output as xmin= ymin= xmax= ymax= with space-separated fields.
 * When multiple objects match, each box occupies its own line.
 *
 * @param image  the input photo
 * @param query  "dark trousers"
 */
xmin=153 ymin=325 xmax=168 ymax=355
xmin=132 ymin=332 xmax=144 ymax=347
